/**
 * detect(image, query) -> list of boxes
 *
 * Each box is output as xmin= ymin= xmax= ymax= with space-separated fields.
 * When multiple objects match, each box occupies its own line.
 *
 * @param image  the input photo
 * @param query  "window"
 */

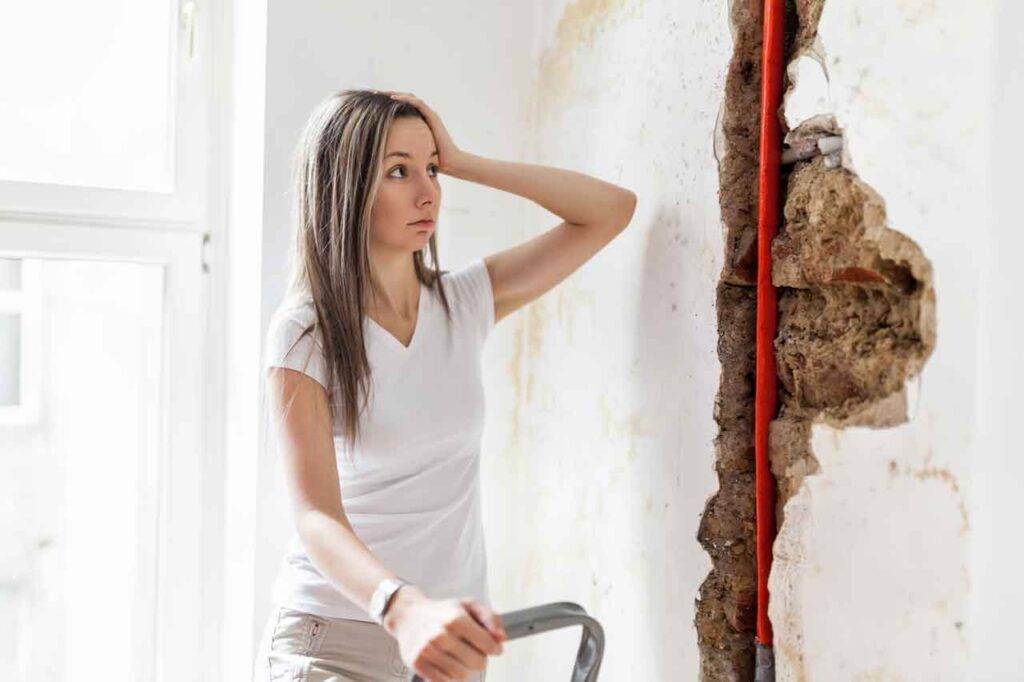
xmin=0 ymin=258 xmax=164 ymax=681
xmin=0 ymin=2 xmax=178 ymax=191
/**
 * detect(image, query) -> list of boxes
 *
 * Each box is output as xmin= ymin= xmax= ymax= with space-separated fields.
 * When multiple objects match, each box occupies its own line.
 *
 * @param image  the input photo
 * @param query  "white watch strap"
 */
xmin=370 ymin=577 xmax=407 ymax=624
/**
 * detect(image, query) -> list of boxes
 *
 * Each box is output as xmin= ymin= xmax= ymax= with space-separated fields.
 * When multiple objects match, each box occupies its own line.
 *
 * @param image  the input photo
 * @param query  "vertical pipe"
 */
xmin=755 ymin=0 xmax=785 ymax=678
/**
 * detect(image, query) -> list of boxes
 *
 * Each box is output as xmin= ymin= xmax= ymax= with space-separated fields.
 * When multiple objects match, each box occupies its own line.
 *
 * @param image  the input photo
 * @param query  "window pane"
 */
xmin=0 ymin=313 xmax=20 ymax=406
xmin=0 ymin=259 xmax=163 ymax=680
xmin=0 ymin=1 xmax=176 ymax=191
xmin=0 ymin=259 xmax=21 ymax=290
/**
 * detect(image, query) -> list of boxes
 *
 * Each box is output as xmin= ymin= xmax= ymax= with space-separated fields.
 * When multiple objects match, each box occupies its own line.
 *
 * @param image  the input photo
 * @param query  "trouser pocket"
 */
xmin=271 ymin=608 xmax=331 ymax=656
xmin=264 ymin=607 xmax=332 ymax=681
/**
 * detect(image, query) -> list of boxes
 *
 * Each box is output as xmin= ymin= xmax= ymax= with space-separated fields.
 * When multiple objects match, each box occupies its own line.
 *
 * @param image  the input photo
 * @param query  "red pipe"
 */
xmin=755 ymin=0 xmax=785 ymax=652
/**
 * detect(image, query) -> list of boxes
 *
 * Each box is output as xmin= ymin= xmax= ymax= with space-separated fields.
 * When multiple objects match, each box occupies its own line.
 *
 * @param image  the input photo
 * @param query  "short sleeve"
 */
xmin=444 ymin=257 xmax=496 ymax=342
xmin=263 ymin=304 xmax=330 ymax=391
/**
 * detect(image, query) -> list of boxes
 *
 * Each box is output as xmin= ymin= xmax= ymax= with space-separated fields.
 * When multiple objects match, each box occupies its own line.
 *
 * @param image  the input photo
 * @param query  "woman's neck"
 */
xmin=366 ymin=251 xmax=420 ymax=319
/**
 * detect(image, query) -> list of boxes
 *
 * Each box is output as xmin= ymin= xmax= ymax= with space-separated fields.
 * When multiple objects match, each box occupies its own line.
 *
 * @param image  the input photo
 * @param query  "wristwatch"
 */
xmin=368 ymin=577 xmax=409 ymax=625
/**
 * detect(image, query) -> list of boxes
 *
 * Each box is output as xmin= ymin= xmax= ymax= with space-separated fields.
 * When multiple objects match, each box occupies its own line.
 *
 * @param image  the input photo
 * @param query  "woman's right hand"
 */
xmin=383 ymin=584 xmax=507 ymax=681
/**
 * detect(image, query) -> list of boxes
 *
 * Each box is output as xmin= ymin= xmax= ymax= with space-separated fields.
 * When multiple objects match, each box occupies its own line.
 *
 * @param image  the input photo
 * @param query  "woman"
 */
xmin=254 ymin=88 xmax=636 ymax=682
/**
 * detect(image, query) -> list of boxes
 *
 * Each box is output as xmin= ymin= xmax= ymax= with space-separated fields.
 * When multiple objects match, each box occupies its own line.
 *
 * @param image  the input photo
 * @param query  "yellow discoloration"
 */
xmin=775 ymin=640 xmax=809 ymax=682
xmin=852 ymin=667 xmax=907 ymax=682
xmin=505 ymin=313 xmax=526 ymax=453
xmin=521 ymin=300 xmax=550 ymax=406
xmin=556 ymin=283 xmax=597 ymax=346
xmin=526 ymin=298 xmax=549 ymax=359
xmin=538 ymin=0 xmax=644 ymax=109
xmin=888 ymin=460 xmax=969 ymax=534
xmin=503 ymin=297 xmax=556 ymax=457
xmin=598 ymin=393 xmax=652 ymax=464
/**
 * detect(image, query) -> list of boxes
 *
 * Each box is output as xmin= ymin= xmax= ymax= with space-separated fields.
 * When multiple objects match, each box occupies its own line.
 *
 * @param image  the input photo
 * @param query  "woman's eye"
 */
xmin=388 ymin=165 xmax=439 ymax=178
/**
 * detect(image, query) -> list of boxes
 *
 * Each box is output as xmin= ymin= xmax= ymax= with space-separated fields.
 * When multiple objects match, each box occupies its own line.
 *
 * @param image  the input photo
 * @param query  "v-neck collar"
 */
xmin=364 ymin=282 xmax=428 ymax=354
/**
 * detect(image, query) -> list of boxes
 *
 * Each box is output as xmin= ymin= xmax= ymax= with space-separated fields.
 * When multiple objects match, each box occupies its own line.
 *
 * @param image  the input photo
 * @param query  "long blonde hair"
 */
xmin=280 ymin=89 xmax=453 ymax=454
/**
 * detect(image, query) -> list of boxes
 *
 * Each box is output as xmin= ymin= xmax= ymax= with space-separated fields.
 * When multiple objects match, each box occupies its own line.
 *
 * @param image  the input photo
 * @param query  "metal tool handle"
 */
xmin=410 ymin=601 xmax=604 ymax=681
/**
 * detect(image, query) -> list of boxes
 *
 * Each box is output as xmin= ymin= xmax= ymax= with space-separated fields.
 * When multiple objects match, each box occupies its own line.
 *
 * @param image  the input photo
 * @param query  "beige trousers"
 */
xmin=253 ymin=605 xmax=487 ymax=682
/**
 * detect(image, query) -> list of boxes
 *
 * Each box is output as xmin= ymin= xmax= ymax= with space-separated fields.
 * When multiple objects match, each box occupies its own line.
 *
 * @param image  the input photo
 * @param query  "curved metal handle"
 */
xmin=410 ymin=601 xmax=604 ymax=681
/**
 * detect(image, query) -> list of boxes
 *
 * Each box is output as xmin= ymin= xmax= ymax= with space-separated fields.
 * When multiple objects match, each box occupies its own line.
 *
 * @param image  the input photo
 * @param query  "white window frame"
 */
xmin=0 ymin=258 xmax=42 ymax=425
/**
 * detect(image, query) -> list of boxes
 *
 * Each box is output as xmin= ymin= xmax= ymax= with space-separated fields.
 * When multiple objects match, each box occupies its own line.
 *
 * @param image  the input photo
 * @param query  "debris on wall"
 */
xmin=699 ymin=0 xmax=935 ymax=678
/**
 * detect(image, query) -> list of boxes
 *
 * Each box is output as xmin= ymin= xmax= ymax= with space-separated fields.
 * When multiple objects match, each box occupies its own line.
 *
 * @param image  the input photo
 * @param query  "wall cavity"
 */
xmin=697 ymin=0 xmax=764 ymax=676
xmin=699 ymin=0 xmax=935 ymax=678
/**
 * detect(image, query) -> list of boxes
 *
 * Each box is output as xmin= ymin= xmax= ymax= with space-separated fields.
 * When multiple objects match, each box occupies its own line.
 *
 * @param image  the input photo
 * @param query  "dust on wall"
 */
xmin=697 ymin=0 xmax=935 ymax=678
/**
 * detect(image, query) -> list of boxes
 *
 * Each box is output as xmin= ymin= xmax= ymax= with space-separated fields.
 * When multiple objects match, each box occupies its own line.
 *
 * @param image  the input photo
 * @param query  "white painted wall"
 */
xmin=772 ymin=0 xmax=1024 ymax=679
xmin=256 ymin=1 xmax=728 ymax=679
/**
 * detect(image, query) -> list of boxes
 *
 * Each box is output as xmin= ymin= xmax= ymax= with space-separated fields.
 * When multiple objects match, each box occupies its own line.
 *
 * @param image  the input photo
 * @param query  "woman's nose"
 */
xmin=417 ymin=176 xmax=438 ymax=204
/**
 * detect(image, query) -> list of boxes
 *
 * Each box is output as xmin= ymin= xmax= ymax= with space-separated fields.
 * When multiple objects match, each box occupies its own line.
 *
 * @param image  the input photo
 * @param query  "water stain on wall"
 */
xmin=537 ymin=0 xmax=644 ymax=109
xmin=888 ymin=460 xmax=969 ymax=534
xmin=504 ymin=280 xmax=600 ymax=454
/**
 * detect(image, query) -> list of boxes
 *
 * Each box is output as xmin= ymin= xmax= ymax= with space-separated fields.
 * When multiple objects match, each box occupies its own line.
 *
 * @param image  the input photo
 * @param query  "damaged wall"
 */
xmin=706 ymin=0 xmax=1021 ymax=679
xmin=766 ymin=0 xmax=1002 ymax=679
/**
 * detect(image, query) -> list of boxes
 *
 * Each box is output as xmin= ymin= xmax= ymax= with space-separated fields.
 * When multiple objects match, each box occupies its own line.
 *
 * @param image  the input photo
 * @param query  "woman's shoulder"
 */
xmin=437 ymin=257 xmax=495 ymax=340
xmin=264 ymin=294 xmax=329 ymax=387
xmin=439 ymin=257 xmax=490 ymax=296
xmin=265 ymin=294 xmax=320 ymax=354
xmin=271 ymin=292 xmax=317 ymax=327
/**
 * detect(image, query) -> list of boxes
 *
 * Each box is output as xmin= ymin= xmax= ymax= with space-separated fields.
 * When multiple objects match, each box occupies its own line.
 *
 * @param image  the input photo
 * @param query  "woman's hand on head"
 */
xmin=381 ymin=91 xmax=463 ymax=174
xmin=383 ymin=585 xmax=508 ymax=681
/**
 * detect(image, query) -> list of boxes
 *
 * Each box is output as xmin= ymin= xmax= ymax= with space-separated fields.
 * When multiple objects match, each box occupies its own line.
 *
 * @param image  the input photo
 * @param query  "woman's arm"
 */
xmin=445 ymin=151 xmax=635 ymax=230
xmin=267 ymin=366 xmax=398 ymax=615
xmin=445 ymin=151 xmax=637 ymax=323
xmin=384 ymin=91 xmax=637 ymax=325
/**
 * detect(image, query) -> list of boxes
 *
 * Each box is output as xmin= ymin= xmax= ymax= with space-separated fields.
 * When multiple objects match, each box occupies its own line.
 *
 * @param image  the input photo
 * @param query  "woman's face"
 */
xmin=369 ymin=116 xmax=440 ymax=255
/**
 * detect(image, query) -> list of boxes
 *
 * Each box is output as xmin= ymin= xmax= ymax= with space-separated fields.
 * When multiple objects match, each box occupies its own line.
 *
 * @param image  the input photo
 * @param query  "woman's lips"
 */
xmin=410 ymin=219 xmax=435 ymax=228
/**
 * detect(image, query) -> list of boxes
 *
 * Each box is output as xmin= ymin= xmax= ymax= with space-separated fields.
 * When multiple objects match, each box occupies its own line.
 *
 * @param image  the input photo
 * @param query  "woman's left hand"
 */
xmin=382 ymin=91 xmax=464 ymax=174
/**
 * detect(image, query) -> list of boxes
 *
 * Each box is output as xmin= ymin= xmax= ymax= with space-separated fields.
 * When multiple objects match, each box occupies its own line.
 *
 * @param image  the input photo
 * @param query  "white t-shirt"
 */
xmin=263 ymin=258 xmax=496 ymax=621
